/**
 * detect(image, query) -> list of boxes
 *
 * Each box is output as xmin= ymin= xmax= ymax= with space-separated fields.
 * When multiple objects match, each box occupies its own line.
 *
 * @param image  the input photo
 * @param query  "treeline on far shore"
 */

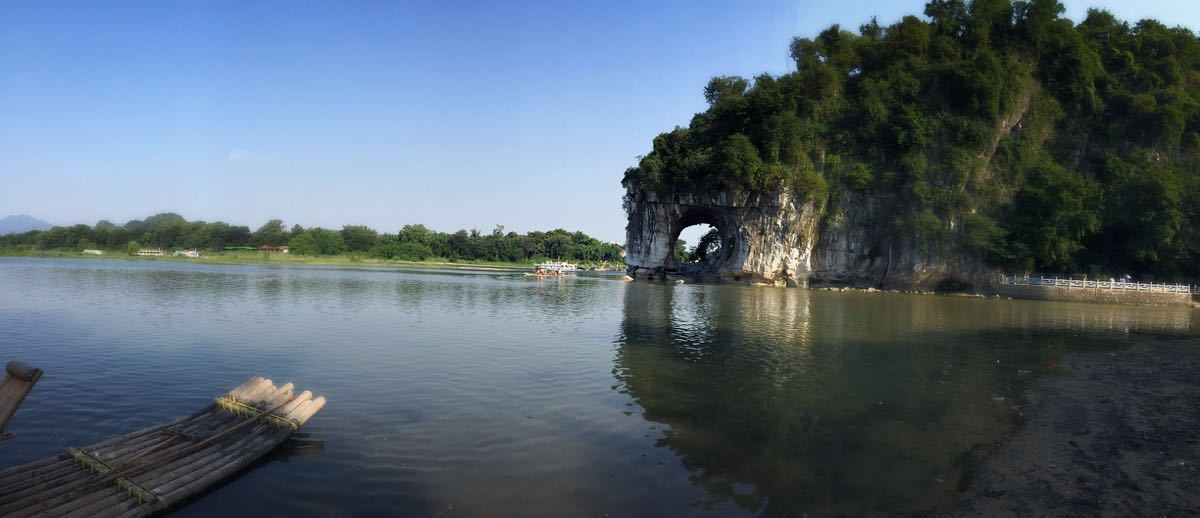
xmin=0 ymin=212 xmax=626 ymax=265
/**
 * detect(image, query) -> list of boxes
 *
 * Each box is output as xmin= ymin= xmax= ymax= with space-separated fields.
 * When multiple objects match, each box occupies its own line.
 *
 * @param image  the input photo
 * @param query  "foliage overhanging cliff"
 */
xmin=623 ymin=0 xmax=1200 ymax=279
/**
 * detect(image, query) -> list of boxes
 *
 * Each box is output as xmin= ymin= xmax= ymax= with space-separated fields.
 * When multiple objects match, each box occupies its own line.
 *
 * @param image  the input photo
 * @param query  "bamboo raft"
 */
xmin=0 ymin=377 xmax=325 ymax=517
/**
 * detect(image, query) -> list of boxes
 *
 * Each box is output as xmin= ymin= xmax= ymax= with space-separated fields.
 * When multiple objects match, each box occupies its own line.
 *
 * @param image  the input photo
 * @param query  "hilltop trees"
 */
xmin=621 ymin=0 xmax=1200 ymax=279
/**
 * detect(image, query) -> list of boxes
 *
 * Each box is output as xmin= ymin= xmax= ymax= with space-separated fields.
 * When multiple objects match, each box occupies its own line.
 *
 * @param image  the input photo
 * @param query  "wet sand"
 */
xmin=958 ymin=338 xmax=1200 ymax=516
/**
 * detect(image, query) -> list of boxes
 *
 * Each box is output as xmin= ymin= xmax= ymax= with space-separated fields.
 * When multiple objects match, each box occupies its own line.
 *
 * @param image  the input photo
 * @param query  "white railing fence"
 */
xmin=1001 ymin=276 xmax=1193 ymax=294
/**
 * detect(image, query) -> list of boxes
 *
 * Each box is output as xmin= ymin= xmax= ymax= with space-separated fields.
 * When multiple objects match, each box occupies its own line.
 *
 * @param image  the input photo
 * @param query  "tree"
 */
xmin=674 ymin=239 xmax=688 ymax=263
xmin=369 ymin=236 xmax=421 ymax=260
xmin=719 ymin=134 xmax=764 ymax=189
xmin=312 ymin=228 xmax=347 ymax=255
xmin=398 ymin=224 xmax=432 ymax=245
xmin=395 ymin=242 xmax=433 ymax=261
xmin=688 ymin=228 xmax=722 ymax=262
xmin=545 ymin=234 xmax=573 ymax=259
xmin=1003 ymin=159 xmax=1101 ymax=271
xmin=253 ymin=219 xmax=287 ymax=247
xmin=340 ymin=225 xmax=378 ymax=252
xmin=126 ymin=213 xmax=186 ymax=234
xmin=0 ymin=211 xmax=628 ymax=267
xmin=288 ymin=232 xmax=318 ymax=255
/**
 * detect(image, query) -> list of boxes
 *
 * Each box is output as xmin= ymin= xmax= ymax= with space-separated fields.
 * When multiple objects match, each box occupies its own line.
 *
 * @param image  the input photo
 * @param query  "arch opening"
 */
xmin=666 ymin=209 xmax=735 ymax=277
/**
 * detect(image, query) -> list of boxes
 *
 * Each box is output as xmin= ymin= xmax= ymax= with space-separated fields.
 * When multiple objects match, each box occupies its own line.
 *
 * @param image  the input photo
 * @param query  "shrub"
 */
xmin=795 ymin=169 xmax=829 ymax=202
xmin=844 ymin=163 xmax=874 ymax=192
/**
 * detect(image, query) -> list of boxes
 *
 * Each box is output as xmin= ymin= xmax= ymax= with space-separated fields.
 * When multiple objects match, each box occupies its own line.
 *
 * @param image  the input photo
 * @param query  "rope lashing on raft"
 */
xmin=69 ymin=448 xmax=167 ymax=508
xmin=215 ymin=395 xmax=301 ymax=432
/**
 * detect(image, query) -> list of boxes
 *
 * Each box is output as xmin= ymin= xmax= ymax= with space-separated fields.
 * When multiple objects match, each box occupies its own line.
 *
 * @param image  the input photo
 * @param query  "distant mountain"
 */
xmin=0 ymin=215 xmax=53 ymax=235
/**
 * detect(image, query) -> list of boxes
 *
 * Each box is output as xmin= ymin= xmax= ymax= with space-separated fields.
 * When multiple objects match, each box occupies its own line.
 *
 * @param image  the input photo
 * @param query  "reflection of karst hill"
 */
xmin=612 ymin=285 xmax=1196 ymax=515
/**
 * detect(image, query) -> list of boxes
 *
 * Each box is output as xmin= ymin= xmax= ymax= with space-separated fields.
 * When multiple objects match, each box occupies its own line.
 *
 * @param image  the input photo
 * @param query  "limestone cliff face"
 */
xmin=808 ymin=190 xmax=997 ymax=289
xmin=624 ymin=186 xmax=998 ymax=289
xmin=623 ymin=189 xmax=822 ymax=286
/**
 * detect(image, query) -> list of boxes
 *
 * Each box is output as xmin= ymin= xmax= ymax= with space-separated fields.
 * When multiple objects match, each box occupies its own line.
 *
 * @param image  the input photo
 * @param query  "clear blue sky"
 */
xmin=2 ymin=0 xmax=1197 ymax=242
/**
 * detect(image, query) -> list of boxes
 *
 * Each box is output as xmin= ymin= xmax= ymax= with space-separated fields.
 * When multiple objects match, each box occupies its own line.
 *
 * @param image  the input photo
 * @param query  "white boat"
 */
xmin=534 ymin=261 xmax=577 ymax=272
xmin=526 ymin=261 xmax=578 ymax=276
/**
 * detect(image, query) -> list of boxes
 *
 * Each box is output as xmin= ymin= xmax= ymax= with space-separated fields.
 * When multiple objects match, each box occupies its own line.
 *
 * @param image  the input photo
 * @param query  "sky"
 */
xmin=2 ymin=1 xmax=1198 ymax=243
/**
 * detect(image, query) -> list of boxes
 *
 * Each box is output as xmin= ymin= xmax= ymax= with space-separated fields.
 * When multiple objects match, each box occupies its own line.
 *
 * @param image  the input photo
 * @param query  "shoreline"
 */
xmin=957 ymin=338 xmax=1200 ymax=515
xmin=0 ymin=251 xmax=627 ymax=274
xmin=5 ymin=253 xmax=1194 ymax=307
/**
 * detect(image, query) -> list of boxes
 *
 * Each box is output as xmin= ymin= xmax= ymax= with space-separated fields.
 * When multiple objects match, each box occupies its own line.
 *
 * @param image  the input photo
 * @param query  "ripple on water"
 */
xmin=0 ymin=257 xmax=1195 ymax=515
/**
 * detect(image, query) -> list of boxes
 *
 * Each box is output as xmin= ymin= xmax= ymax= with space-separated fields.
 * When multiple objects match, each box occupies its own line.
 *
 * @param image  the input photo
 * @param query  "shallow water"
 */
xmin=0 ymin=257 xmax=1194 ymax=515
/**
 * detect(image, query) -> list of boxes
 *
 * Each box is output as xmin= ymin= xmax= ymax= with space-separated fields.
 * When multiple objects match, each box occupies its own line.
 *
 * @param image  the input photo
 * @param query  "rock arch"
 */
xmin=624 ymin=185 xmax=1000 ymax=288
xmin=623 ymin=189 xmax=822 ymax=286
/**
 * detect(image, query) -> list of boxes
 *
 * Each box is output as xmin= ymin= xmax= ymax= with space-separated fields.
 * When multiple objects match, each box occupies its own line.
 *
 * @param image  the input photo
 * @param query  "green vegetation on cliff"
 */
xmin=0 ymin=213 xmax=624 ymax=265
xmin=623 ymin=0 xmax=1200 ymax=279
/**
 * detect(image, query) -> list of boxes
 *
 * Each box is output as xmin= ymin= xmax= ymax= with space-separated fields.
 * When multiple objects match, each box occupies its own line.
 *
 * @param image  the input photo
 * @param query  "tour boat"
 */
xmin=526 ymin=261 xmax=577 ymax=277
xmin=535 ymin=261 xmax=577 ymax=272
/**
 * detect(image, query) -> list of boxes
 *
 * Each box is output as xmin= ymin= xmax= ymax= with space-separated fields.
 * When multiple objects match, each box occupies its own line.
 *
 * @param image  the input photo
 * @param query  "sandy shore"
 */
xmin=957 ymin=338 xmax=1200 ymax=516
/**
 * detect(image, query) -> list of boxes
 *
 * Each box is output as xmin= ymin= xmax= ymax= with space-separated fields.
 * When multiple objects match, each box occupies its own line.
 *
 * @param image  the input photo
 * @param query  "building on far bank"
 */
xmin=136 ymin=248 xmax=165 ymax=256
xmin=82 ymin=249 xmax=104 ymax=255
xmin=173 ymin=249 xmax=202 ymax=258
xmin=258 ymin=245 xmax=289 ymax=254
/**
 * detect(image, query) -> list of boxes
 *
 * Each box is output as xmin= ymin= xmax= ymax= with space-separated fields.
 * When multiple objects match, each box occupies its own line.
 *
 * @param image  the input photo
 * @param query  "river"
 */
xmin=0 ymin=257 xmax=1194 ymax=515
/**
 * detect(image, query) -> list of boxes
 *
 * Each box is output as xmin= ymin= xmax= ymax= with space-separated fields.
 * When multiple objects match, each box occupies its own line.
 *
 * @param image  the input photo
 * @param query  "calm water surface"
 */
xmin=0 ymin=257 xmax=1195 ymax=515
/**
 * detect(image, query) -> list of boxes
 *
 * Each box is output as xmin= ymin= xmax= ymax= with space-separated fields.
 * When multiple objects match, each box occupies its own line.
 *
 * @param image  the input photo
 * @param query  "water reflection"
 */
xmin=3 ymin=258 xmax=1195 ymax=516
xmin=614 ymin=284 xmax=1195 ymax=515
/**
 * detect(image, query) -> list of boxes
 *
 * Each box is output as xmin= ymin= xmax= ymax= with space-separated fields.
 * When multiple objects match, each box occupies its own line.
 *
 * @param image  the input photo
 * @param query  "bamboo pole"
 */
xmin=0 ymin=468 xmax=95 ymax=513
xmin=35 ymin=442 xmax=227 ymax=518
xmin=227 ymin=378 xmax=270 ymax=401
xmin=237 ymin=379 xmax=277 ymax=403
xmin=261 ymin=382 xmax=294 ymax=404
xmin=0 ymin=453 xmax=70 ymax=482
xmin=144 ymin=395 xmax=324 ymax=499
xmin=133 ymin=419 xmax=270 ymax=486
xmin=0 ymin=428 xmax=243 ymax=515
xmin=73 ymin=423 xmax=289 ymax=518
xmin=0 ymin=405 xmax=210 ymax=487
xmin=32 ymin=427 xmax=313 ymax=518
xmin=92 ymin=390 xmax=307 ymax=490
xmin=93 ymin=406 xmax=228 ymax=463
xmin=3 ymin=407 xmax=253 ymax=516
xmin=104 ymin=405 xmax=240 ymax=463
xmin=0 ymin=379 xmax=325 ymax=518
xmin=131 ymin=391 xmax=313 ymax=483
xmin=155 ymin=427 xmax=295 ymax=503
xmin=157 ymin=396 xmax=327 ymax=508
xmin=9 ymin=411 xmax=247 ymax=518
xmin=77 ymin=495 xmax=147 ymax=518
xmin=224 ymin=377 xmax=263 ymax=398
xmin=49 ymin=484 xmax=150 ymax=518
xmin=0 ymin=461 xmax=81 ymax=497
xmin=149 ymin=426 xmax=291 ymax=497
xmin=56 ymin=490 xmax=145 ymax=518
